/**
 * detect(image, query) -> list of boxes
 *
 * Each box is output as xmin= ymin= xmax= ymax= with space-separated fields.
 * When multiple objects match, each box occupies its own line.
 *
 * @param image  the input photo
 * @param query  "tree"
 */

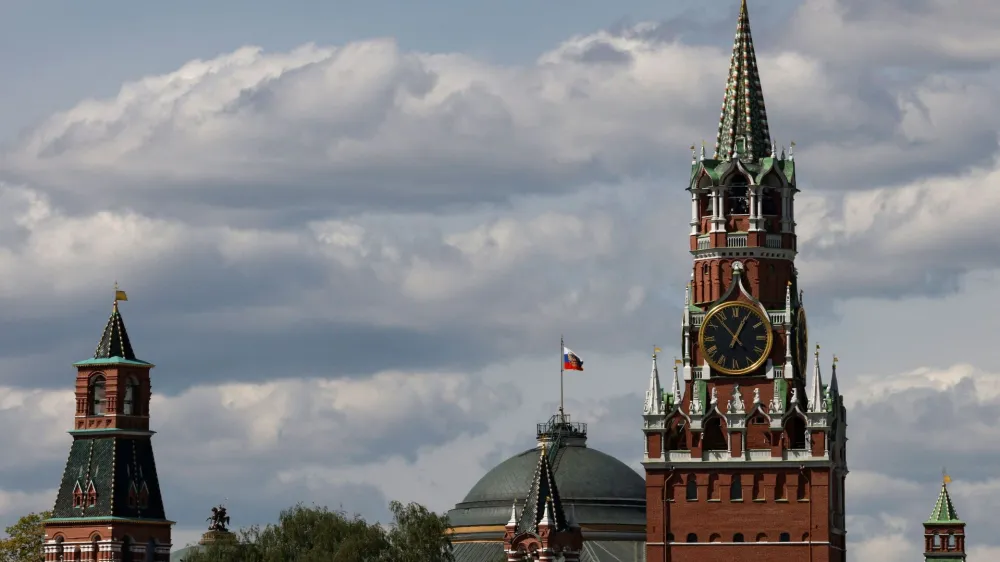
xmin=182 ymin=501 xmax=454 ymax=562
xmin=0 ymin=511 xmax=51 ymax=562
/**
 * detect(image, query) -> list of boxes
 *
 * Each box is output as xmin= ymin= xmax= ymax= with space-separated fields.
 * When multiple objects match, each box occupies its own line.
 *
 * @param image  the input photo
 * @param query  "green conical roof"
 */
xmin=714 ymin=0 xmax=772 ymax=162
xmin=926 ymin=481 xmax=963 ymax=524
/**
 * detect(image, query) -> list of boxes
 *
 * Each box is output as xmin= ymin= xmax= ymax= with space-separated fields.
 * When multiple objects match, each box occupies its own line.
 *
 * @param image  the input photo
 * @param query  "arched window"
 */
xmin=686 ymin=533 xmax=698 ymax=543
xmin=123 ymin=377 xmax=140 ymax=415
xmin=756 ymin=532 xmax=768 ymax=542
xmin=702 ymin=417 xmax=728 ymax=451
xmin=784 ymin=416 xmax=806 ymax=449
xmin=802 ymin=532 xmax=810 ymax=541
xmin=709 ymin=533 xmax=722 ymax=543
xmin=686 ymin=477 xmax=698 ymax=501
xmin=666 ymin=533 xmax=674 ymax=543
xmin=121 ymin=536 xmax=132 ymax=562
xmin=145 ymin=539 xmax=156 ymax=562
xmin=54 ymin=536 xmax=64 ymax=561
xmin=727 ymin=176 xmax=750 ymax=214
xmin=733 ymin=533 xmax=745 ymax=542
xmin=775 ymin=473 xmax=787 ymax=500
xmin=779 ymin=532 xmax=790 ymax=542
xmin=948 ymin=533 xmax=956 ymax=548
xmin=91 ymin=535 xmax=101 ymax=562
xmin=74 ymin=546 xmax=81 ymax=562
xmin=730 ymin=476 xmax=743 ymax=501
xmin=89 ymin=375 xmax=106 ymax=415
xmin=762 ymin=187 xmax=778 ymax=215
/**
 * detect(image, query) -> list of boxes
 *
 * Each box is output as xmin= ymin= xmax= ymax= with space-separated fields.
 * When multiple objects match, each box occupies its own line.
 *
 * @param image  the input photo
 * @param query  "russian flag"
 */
xmin=563 ymin=347 xmax=584 ymax=371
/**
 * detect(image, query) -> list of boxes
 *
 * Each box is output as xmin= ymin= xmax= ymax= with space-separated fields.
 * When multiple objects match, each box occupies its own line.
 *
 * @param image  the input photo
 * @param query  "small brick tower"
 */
xmin=640 ymin=1 xmax=848 ymax=561
xmin=923 ymin=475 xmax=965 ymax=561
xmin=503 ymin=424 xmax=584 ymax=561
xmin=44 ymin=289 xmax=173 ymax=561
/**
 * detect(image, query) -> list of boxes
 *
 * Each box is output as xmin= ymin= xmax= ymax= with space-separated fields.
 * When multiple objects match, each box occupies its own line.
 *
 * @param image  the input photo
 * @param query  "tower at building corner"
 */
xmin=44 ymin=290 xmax=173 ymax=562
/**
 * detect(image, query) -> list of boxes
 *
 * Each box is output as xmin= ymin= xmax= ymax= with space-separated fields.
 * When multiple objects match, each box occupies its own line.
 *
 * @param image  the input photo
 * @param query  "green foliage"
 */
xmin=0 ymin=511 xmax=51 ymax=562
xmin=182 ymin=501 xmax=454 ymax=562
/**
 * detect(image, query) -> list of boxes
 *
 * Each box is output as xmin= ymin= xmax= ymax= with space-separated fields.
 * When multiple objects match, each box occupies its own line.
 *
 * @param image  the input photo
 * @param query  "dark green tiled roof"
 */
xmin=449 ymin=444 xmax=645 ymax=530
xmin=714 ymin=0 xmax=771 ymax=163
xmin=51 ymin=437 xmax=167 ymax=521
xmin=94 ymin=303 xmax=138 ymax=361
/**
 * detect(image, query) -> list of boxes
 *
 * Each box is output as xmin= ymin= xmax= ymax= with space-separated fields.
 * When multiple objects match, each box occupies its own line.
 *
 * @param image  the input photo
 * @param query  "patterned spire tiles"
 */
xmin=94 ymin=302 xmax=137 ymax=360
xmin=714 ymin=0 xmax=772 ymax=162
xmin=927 ymin=481 xmax=963 ymax=524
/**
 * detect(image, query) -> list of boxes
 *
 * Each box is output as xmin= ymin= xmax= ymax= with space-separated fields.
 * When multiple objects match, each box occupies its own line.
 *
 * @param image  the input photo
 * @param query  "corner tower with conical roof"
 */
xmin=642 ymin=2 xmax=848 ymax=561
xmin=923 ymin=476 xmax=966 ymax=561
xmin=44 ymin=290 xmax=173 ymax=562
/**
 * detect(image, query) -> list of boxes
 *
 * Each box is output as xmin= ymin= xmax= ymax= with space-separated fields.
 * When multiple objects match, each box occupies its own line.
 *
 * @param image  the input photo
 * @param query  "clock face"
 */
xmin=797 ymin=307 xmax=809 ymax=374
xmin=699 ymin=301 xmax=773 ymax=375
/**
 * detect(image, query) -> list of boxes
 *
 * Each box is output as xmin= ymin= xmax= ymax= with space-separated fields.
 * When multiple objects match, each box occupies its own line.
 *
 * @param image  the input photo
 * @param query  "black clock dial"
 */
xmin=699 ymin=301 xmax=773 ymax=375
xmin=797 ymin=307 xmax=808 ymax=374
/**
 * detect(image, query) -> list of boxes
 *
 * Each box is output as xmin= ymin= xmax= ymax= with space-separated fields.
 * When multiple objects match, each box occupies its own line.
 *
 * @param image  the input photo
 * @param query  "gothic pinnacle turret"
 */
xmin=809 ymin=344 xmax=825 ymax=412
xmin=714 ymin=0 xmax=772 ymax=162
xmin=643 ymin=351 xmax=664 ymax=415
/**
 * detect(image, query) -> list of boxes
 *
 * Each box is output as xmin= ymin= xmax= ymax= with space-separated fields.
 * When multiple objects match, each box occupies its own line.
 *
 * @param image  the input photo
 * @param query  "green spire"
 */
xmin=926 ymin=478 xmax=963 ymax=524
xmin=714 ymin=0 xmax=772 ymax=162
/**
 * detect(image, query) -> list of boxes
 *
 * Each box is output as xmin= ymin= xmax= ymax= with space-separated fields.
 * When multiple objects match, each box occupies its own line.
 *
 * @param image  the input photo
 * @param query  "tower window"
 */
xmin=948 ymin=533 xmax=956 ymax=548
xmin=686 ymin=477 xmax=698 ymax=501
xmin=762 ymin=187 xmax=778 ymax=215
xmin=686 ymin=533 xmax=698 ymax=543
xmin=727 ymin=177 xmax=750 ymax=214
xmin=784 ymin=416 xmax=807 ymax=449
xmin=779 ymin=532 xmax=790 ymax=542
xmin=123 ymin=377 xmax=140 ymax=415
xmin=733 ymin=533 xmax=745 ymax=542
xmin=702 ymin=417 xmax=728 ymax=451
xmin=756 ymin=533 xmax=768 ymax=542
xmin=730 ymin=476 xmax=743 ymax=501
xmin=89 ymin=375 xmax=107 ymax=416
xmin=666 ymin=533 xmax=674 ymax=543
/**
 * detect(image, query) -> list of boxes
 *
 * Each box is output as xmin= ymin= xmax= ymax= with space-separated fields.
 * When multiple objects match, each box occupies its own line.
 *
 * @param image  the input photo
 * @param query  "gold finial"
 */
xmin=653 ymin=346 xmax=662 ymax=358
xmin=113 ymin=282 xmax=128 ymax=306
xmin=814 ymin=343 xmax=820 ymax=358
xmin=833 ymin=355 xmax=839 ymax=364
xmin=943 ymin=468 xmax=952 ymax=485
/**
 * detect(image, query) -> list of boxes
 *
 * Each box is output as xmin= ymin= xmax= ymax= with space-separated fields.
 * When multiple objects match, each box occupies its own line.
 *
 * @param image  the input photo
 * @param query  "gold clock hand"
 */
xmin=730 ymin=316 xmax=749 ymax=348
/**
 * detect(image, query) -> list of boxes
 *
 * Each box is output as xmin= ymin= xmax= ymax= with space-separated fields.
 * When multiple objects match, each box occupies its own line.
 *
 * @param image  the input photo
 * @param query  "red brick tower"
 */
xmin=43 ymin=289 xmax=173 ymax=561
xmin=640 ymin=2 xmax=848 ymax=561
xmin=923 ymin=475 xmax=966 ymax=561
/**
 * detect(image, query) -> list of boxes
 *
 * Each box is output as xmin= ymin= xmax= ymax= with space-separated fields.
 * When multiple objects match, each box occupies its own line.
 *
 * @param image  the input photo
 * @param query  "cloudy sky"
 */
xmin=0 ymin=0 xmax=997 ymax=560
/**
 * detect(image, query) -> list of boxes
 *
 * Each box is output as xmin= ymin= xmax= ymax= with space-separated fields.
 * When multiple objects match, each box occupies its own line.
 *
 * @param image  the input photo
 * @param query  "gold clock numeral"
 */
xmin=754 ymin=346 xmax=764 ymax=355
xmin=731 ymin=307 xmax=740 ymax=318
xmin=753 ymin=321 xmax=763 ymax=328
xmin=718 ymin=356 xmax=727 ymax=368
xmin=704 ymin=335 xmax=715 ymax=343
xmin=756 ymin=334 xmax=767 ymax=341
xmin=705 ymin=345 xmax=718 ymax=357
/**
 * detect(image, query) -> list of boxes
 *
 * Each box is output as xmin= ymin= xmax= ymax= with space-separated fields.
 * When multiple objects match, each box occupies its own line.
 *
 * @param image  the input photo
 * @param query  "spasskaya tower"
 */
xmin=641 ymin=1 xmax=848 ymax=561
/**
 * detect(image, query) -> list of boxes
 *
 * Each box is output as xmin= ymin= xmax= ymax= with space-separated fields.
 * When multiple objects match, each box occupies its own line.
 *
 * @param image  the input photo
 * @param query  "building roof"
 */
xmin=926 ymin=481 xmax=963 ymax=525
xmin=75 ymin=301 xmax=152 ymax=367
xmin=448 ymin=418 xmax=645 ymax=536
xmin=714 ymin=0 xmax=772 ymax=162
xmin=453 ymin=540 xmax=645 ymax=562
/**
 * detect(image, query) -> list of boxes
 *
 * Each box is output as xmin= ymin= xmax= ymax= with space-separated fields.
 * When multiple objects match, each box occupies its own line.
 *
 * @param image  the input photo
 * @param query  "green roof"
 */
xmin=926 ymin=482 xmax=963 ymax=524
xmin=714 ymin=0 xmax=771 ymax=163
xmin=76 ymin=301 xmax=151 ymax=366
xmin=51 ymin=436 xmax=169 ymax=523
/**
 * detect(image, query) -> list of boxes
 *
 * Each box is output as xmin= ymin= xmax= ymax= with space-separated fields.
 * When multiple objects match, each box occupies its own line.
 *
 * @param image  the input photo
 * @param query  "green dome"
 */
xmin=448 ymin=440 xmax=646 ymax=538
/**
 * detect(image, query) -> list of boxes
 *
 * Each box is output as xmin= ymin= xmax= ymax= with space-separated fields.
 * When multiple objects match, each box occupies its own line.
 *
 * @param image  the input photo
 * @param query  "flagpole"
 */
xmin=559 ymin=334 xmax=565 ymax=423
